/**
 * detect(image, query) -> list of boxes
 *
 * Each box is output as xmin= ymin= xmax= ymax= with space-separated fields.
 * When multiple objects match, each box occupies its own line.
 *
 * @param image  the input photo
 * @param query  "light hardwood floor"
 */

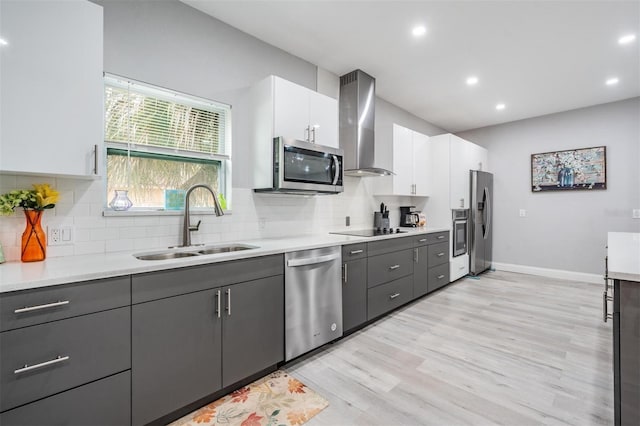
xmin=288 ymin=270 xmax=613 ymax=426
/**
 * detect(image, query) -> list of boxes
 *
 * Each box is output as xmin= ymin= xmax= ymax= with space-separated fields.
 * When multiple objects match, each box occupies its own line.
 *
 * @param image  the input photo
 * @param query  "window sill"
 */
xmin=103 ymin=209 xmax=232 ymax=217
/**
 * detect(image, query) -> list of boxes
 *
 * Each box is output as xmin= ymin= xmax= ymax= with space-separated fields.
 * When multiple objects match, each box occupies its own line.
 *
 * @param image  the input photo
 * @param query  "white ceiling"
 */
xmin=181 ymin=0 xmax=640 ymax=132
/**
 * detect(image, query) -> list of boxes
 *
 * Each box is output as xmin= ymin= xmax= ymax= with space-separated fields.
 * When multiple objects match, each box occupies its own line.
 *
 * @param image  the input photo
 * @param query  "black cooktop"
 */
xmin=330 ymin=228 xmax=408 ymax=237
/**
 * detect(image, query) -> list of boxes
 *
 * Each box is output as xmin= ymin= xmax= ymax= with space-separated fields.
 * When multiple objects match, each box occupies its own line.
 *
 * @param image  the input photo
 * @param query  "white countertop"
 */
xmin=608 ymin=232 xmax=640 ymax=282
xmin=0 ymin=227 xmax=449 ymax=293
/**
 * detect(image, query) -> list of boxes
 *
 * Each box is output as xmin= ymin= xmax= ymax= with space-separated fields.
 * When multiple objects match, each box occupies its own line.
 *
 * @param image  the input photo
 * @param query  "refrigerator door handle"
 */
xmin=483 ymin=186 xmax=491 ymax=239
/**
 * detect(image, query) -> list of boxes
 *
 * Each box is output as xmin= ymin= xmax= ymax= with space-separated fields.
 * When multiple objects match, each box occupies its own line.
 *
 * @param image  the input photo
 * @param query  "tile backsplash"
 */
xmin=0 ymin=174 xmax=423 ymax=261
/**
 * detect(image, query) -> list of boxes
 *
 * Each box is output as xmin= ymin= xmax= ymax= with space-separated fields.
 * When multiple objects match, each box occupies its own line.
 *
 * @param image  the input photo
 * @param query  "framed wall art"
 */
xmin=531 ymin=146 xmax=606 ymax=192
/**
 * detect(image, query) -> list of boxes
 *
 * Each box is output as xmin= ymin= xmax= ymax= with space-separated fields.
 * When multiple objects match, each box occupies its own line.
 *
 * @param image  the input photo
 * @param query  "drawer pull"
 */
xmin=437 ymin=274 xmax=445 ymax=279
xmin=14 ymin=300 xmax=70 ymax=314
xmin=349 ymin=249 xmax=364 ymax=255
xmin=389 ymin=293 xmax=400 ymax=299
xmin=418 ymin=238 xmax=427 ymax=243
xmin=389 ymin=264 xmax=400 ymax=270
xmin=437 ymin=235 xmax=445 ymax=239
xmin=437 ymin=253 xmax=445 ymax=257
xmin=14 ymin=355 xmax=70 ymax=374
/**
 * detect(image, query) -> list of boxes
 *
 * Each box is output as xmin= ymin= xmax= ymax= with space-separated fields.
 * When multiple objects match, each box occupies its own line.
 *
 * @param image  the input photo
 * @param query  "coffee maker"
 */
xmin=400 ymin=206 xmax=420 ymax=227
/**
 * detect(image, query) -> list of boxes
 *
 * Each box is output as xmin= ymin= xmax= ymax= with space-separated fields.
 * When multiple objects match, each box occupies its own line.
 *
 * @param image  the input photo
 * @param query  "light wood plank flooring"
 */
xmin=288 ymin=270 xmax=613 ymax=425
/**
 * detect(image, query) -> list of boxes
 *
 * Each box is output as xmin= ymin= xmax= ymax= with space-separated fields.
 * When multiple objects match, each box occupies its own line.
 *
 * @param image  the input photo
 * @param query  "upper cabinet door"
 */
xmin=392 ymin=124 xmax=414 ymax=196
xmin=449 ymin=136 xmax=468 ymax=209
xmin=308 ymin=92 xmax=338 ymax=148
xmin=412 ymin=131 xmax=430 ymax=196
xmin=273 ymin=77 xmax=311 ymax=142
xmin=0 ymin=0 xmax=103 ymax=178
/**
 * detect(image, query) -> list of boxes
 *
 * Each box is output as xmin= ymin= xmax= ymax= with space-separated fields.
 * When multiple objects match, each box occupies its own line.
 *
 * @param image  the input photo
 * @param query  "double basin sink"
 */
xmin=134 ymin=244 xmax=258 ymax=261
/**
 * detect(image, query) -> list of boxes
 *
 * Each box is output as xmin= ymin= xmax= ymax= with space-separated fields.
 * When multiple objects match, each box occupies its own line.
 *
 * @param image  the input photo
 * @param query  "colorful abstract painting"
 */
xmin=531 ymin=146 xmax=606 ymax=192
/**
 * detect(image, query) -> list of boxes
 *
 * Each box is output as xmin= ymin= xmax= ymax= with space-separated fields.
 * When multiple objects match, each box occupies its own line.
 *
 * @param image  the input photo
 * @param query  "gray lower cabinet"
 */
xmin=132 ymin=288 xmax=222 ymax=426
xmin=222 ymin=275 xmax=284 ymax=388
xmin=0 ymin=276 xmax=132 ymax=425
xmin=342 ymin=259 xmax=367 ymax=332
xmin=0 ymin=372 xmax=131 ymax=426
xmin=131 ymin=255 xmax=284 ymax=425
xmin=413 ymin=245 xmax=429 ymax=298
xmin=413 ymin=232 xmax=451 ymax=297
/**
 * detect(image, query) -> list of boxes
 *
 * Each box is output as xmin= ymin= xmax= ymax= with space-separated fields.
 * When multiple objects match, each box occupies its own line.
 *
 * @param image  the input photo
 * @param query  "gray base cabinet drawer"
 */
xmin=0 ymin=371 xmax=131 ymax=426
xmin=424 ymin=231 xmax=449 ymax=245
xmin=428 ymin=263 xmax=450 ymax=293
xmin=367 ymin=237 xmax=414 ymax=257
xmin=427 ymin=242 xmax=449 ymax=267
xmin=367 ymin=275 xmax=413 ymax=320
xmin=0 ymin=276 xmax=130 ymax=332
xmin=342 ymin=243 xmax=367 ymax=261
xmin=0 ymin=306 xmax=131 ymax=411
xmin=368 ymin=249 xmax=414 ymax=288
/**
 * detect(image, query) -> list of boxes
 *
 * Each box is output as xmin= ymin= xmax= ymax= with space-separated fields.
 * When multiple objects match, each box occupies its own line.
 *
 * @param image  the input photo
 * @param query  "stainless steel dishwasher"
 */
xmin=285 ymin=246 xmax=343 ymax=361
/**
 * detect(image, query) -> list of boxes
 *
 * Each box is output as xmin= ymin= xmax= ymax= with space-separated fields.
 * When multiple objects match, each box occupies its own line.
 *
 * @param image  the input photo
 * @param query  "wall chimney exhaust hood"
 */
xmin=339 ymin=70 xmax=393 ymax=177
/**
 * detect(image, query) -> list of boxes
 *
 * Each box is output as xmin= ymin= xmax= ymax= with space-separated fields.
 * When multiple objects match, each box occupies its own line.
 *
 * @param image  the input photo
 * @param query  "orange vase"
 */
xmin=21 ymin=210 xmax=46 ymax=262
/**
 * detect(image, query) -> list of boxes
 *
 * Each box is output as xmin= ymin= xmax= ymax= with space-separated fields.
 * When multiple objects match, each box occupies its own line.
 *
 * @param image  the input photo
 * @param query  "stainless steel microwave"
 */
xmin=255 ymin=137 xmax=344 ymax=195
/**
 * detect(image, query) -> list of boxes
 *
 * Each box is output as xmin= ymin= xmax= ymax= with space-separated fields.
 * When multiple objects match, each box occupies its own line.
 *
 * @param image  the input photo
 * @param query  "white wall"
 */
xmin=458 ymin=98 xmax=640 ymax=276
xmin=0 ymin=0 xmax=445 ymax=261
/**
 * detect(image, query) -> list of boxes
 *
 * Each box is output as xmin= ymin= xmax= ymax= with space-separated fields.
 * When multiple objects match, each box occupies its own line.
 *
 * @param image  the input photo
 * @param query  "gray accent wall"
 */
xmin=458 ymin=98 xmax=640 ymax=275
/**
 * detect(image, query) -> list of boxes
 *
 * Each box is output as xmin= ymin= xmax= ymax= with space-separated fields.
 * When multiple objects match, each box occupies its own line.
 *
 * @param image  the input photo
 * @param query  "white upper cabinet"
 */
xmin=412 ymin=131 xmax=430 ymax=196
xmin=374 ymin=124 xmax=430 ymax=196
xmin=250 ymin=75 xmax=339 ymax=188
xmin=272 ymin=76 xmax=338 ymax=148
xmin=0 ymin=0 xmax=103 ymax=178
xmin=429 ymin=133 xmax=488 ymax=210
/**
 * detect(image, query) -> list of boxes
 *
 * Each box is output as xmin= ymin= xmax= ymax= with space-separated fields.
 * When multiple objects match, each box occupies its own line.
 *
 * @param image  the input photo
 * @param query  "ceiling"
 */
xmin=181 ymin=1 xmax=640 ymax=132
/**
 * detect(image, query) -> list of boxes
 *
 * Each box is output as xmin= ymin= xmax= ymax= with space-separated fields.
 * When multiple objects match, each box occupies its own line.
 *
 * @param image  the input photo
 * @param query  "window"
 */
xmin=104 ymin=75 xmax=231 ymax=212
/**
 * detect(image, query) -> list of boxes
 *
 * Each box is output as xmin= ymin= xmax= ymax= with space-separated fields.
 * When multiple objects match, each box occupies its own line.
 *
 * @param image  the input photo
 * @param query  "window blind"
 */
xmin=104 ymin=75 xmax=230 ymax=158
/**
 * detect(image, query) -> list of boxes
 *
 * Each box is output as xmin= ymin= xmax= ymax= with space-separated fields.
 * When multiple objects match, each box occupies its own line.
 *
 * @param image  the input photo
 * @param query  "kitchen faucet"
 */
xmin=181 ymin=184 xmax=224 ymax=247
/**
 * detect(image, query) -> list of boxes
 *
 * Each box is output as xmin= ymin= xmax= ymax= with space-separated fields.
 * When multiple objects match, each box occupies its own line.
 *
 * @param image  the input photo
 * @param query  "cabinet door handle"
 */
xmin=437 ymin=274 xmax=445 ymax=280
xmin=93 ymin=144 xmax=99 ymax=175
xmin=349 ymin=249 xmax=363 ymax=255
xmin=389 ymin=293 xmax=400 ymax=299
xmin=14 ymin=300 xmax=70 ymax=314
xmin=437 ymin=253 xmax=445 ymax=257
xmin=437 ymin=235 xmax=445 ymax=240
xmin=304 ymin=126 xmax=310 ymax=142
xmin=14 ymin=355 xmax=69 ymax=374
xmin=389 ymin=264 xmax=400 ymax=270
xmin=343 ymin=263 xmax=348 ymax=284
xmin=311 ymin=126 xmax=317 ymax=143
xmin=216 ymin=290 xmax=221 ymax=318
xmin=414 ymin=248 xmax=419 ymax=263
xmin=226 ymin=289 xmax=231 ymax=316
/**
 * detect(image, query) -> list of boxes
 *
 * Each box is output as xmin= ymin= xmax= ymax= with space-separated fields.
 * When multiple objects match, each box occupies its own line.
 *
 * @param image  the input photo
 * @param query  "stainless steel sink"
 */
xmin=197 ymin=244 xmax=257 ymax=255
xmin=135 ymin=251 xmax=201 ymax=261
xmin=134 ymin=244 xmax=258 ymax=260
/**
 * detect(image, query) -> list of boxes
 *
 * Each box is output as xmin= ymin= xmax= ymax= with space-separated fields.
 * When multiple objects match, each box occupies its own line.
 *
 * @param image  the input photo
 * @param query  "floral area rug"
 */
xmin=170 ymin=370 xmax=328 ymax=426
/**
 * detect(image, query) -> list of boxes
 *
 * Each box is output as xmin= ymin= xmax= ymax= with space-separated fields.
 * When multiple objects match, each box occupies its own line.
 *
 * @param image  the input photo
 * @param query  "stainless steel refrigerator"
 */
xmin=469 ymin=170 xmax=493 ymax=275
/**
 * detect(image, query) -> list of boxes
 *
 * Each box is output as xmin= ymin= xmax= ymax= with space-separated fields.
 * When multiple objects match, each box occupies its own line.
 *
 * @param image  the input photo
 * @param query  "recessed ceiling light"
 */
xmin=606 ymin=77 xmax=619 ymax=86
xmin=466 ymin=76 xmax=479 ymax=86
xmin=0 ymin=38 xmax=8 ymax=46
xmin=412 ymin=25 xmax=427 ymax=37
xmin=618 ymin=34 xmax=636 ymax=44
xmin=495 ymin=103 xmax=506 ymax=110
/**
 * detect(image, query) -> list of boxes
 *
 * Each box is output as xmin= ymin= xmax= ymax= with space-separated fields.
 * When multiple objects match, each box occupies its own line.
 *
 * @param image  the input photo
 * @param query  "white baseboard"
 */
xmin=492 ymin=262 xmax=603 ymax=284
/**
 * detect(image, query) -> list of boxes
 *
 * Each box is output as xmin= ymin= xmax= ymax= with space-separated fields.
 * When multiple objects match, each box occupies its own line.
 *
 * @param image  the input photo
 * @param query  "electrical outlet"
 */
xmin=258 ymin=218 xmax=266 ymax=230
xmin=633 ymin=209 xmax=640 ymax=219
xmin=47 ymin=226 xmax=74 ymax=246
xmin=519 ymin=209 xmax=527 ymax=217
